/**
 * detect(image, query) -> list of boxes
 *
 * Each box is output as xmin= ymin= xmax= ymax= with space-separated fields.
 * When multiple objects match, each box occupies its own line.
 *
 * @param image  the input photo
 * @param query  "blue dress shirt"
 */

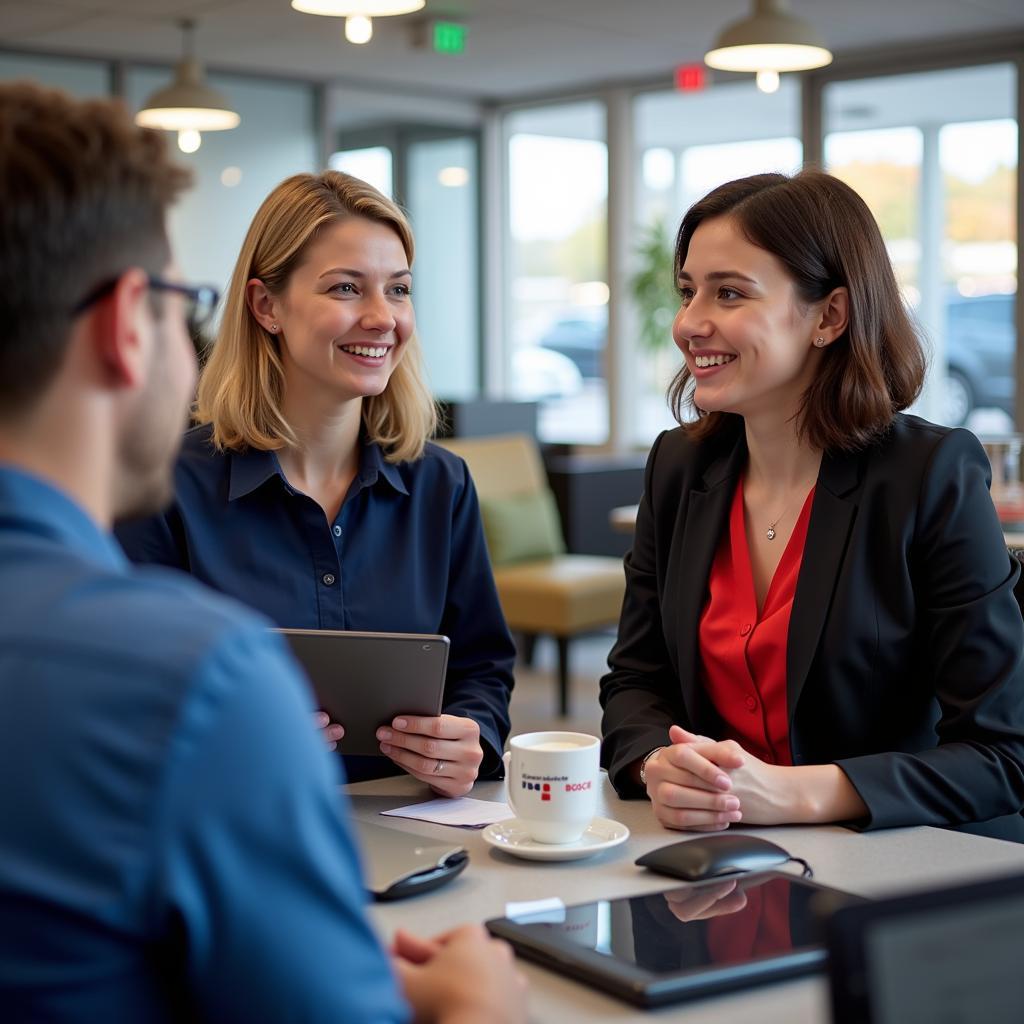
xmin=0 ymin=466 xmax=408 ymax=1022
xmin=115 ymin=425 xmax=516 ymax=782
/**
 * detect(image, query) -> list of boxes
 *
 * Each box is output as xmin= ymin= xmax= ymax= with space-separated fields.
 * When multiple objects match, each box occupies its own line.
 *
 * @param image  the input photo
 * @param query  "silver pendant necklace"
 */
xmin=759 ymin=468 xmax=820 ymax=541
xmin=766 ymin=501 xmax=795 ymax=541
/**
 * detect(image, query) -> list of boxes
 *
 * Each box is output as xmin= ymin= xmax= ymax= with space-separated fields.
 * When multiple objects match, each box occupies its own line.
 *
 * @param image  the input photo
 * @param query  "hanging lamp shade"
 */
xmin=136 ymin=59 xmax=240 ymax=132
xmin=291 ymin=0 xmax=424 ymax=15
xmin=704 ymin=0 xmax=832 ymax=73
xmin=136 ymin=21 xmax=239 ymax=134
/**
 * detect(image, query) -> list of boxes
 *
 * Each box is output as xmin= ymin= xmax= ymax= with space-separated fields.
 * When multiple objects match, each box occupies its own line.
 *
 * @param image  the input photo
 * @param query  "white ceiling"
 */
xmin=0 ymin=0 xmax=1021 ymax=101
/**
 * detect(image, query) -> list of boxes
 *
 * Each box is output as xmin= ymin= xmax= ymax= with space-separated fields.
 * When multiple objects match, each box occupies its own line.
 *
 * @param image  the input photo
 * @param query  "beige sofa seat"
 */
xmin=492 ymin=557 xmax=625 ymax=636
xmin=439 ymin=433 xmax=625 ymax=715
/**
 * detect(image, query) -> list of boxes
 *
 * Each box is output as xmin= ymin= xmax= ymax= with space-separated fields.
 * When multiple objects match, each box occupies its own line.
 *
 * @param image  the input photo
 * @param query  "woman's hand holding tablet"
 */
xmin=377 ymin=714 xmax=484 ymax=798
xmin=313 ymin=711 xmax=345 ymax=751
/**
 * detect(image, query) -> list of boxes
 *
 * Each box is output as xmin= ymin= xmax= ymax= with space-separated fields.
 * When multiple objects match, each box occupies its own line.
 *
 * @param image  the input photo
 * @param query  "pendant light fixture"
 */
xmin=291 ymin=0 xmax=425 ymax=46
xmin=135 ymin=20 xmax=240 ymax=153
xmin=704 ymin=0 xmax=832 ymax=94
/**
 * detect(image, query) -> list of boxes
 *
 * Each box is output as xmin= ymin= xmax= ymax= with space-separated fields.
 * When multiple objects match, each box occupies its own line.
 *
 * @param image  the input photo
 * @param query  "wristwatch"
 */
xmin=639 ymin=747 xmax=663 ymax=787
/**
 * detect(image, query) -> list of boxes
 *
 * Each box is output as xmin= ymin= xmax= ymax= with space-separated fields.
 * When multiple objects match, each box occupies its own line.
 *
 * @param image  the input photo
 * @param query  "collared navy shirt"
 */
xmin=0 ymin=465 xmax=408 ymax=1022
xmin=116 ymin=424 xmax=515 ymax=781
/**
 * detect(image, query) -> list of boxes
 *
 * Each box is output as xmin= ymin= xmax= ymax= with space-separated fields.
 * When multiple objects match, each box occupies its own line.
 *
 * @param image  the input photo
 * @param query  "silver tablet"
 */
xmin=275 ymin=628 xmax=450 ymax=756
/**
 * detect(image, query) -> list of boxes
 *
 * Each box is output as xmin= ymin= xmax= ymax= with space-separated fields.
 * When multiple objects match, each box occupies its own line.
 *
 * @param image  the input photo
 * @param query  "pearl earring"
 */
xmin=814 ymin=337 xmax=826 ymax=347
xmin=270 ymin=323 xmax=279 ymax=333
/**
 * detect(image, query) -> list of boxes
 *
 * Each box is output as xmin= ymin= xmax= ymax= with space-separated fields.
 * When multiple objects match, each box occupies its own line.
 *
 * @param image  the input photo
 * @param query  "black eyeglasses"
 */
xmin=72 ymin=275 xmax=221 ymax=339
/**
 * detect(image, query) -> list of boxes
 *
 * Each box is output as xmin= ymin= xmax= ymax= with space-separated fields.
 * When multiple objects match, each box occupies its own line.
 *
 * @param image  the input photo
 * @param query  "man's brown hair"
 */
xmin=668 ymin=170 xmax=927 ymax=452
xmin=0 ymin=81 xmax=191 ymax=416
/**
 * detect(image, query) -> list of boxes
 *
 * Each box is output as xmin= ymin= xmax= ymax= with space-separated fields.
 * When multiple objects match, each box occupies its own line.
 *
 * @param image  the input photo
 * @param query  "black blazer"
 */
xmin=600 ymin=414 xmax=1024 ymax=841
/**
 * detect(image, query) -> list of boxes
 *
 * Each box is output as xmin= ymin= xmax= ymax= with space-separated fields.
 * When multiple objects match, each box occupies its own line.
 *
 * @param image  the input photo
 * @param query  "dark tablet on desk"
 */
xmin=275 ymin=629 xmax=449 ymax=756
xmin=486 ymin=872 xmax=864 ymax=1008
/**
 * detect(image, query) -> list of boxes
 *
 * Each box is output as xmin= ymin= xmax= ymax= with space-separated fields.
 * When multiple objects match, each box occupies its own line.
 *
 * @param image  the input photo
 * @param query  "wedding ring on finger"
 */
xmin=432 ymin=758 xmax=446 ymax=775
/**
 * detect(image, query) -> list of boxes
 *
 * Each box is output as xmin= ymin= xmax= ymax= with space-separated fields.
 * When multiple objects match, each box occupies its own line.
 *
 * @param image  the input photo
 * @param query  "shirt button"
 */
xmin=333 ymin=525 xmax=342 ymax=537
xmin=740 ymin=623 xmax=752 ymax=636
xmin=745 ymin=695 xmax=758 ymax=712
xmin=321 ymin=573 xmax=336 ymax=586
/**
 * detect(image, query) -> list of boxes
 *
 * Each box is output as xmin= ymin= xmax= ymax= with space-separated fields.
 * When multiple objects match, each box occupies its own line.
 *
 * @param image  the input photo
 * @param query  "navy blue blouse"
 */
xmin=116 ymin=424 xmax=515 ymax=781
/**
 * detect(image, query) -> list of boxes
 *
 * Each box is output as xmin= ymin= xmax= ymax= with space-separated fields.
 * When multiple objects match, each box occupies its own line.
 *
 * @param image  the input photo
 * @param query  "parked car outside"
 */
xmin=533 ymin=294 xmax=1017 ymax=426
xmin=943 ymin=292 xmax=1016 ymax=427
xmin=509 ymin=346 xmax=584 ymax=401
xmin=536 ymin=307 xmax=607 ymax=379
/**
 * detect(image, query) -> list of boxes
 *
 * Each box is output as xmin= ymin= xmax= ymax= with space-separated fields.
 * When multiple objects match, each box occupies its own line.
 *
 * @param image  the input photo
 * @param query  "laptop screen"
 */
xmin=828 ymin=872 xmax=1024 ymax=1024
xmin=863 ymin=894 xmax=1024 ymax=1023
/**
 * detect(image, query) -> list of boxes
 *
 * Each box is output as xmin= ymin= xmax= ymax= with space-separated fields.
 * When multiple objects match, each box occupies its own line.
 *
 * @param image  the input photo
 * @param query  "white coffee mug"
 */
xmin=504 ymin=731 xmax=600 ymax=844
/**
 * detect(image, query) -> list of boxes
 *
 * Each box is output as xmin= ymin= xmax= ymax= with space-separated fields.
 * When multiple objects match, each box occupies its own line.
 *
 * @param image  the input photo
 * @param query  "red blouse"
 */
xmin=698 ymin=477 xmax=816 ymax=766
xmin=706 ymin=882 xmax=793 ymax=964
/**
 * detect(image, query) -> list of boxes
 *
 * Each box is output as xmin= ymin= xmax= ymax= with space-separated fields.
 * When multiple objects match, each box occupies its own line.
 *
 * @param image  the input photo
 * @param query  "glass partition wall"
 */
xmin=124 ymin=70 xmax=319 ymax=304
xmin=0 ymin=51 xmax=108 ymax=96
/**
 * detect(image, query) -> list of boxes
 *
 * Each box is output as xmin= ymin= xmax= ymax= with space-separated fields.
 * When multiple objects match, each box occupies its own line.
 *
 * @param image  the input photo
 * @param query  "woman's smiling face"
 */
xmin=673 ymin=215 xmax=823 ymax=423
xmin=270 ymin=216 xmax=414 ymax=403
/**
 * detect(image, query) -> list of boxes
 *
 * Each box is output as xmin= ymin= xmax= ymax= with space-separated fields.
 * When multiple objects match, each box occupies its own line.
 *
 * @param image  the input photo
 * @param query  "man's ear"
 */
xmin=816 ymin=286 xmax=850 ymax=344
xmin=90 ymin=268 xmax=151 ymax=389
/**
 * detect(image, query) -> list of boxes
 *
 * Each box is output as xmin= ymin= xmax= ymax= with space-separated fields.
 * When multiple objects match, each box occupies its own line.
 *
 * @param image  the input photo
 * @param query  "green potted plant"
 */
xmin=630 ymin=218 xmax=678 ymax=354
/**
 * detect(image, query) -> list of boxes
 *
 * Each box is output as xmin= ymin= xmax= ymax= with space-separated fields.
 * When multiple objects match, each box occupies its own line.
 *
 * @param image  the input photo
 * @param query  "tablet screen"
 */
xmin=488 ymin=872 xmax=861 ymax=1007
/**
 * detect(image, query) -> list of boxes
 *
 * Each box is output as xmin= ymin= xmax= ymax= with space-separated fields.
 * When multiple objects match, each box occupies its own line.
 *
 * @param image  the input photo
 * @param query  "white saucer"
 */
xmin=482 ymin=816 xmax=630 ymax=862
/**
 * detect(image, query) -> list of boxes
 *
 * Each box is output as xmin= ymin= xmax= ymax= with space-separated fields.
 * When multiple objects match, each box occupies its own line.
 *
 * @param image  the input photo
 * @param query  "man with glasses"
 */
xmin=73 ymin=276 xmax=221 ymax=343
xmin=0 ymin=82 xmax=525 ymax=1023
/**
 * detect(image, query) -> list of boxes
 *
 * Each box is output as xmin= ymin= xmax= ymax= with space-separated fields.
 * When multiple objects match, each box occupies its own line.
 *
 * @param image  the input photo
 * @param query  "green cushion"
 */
xmin=479 ymin=489 xmax=566 ymax=566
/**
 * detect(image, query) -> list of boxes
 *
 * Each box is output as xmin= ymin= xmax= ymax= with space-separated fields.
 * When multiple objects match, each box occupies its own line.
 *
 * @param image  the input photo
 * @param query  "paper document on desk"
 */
xmin=381 ymin=797 xmax=516 ymax=829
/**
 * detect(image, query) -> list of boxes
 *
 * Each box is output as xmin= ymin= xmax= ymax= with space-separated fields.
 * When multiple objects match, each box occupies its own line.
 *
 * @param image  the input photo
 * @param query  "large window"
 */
xmin=505 ymin=101 xmax=608 ymax=444
xmin=630 ymin=80 xmax=802 ymax=445
xmin=824 ymin=64 xmax=1018 ymax=432
xmin=332 ymin=128 xmax=481 ymax=402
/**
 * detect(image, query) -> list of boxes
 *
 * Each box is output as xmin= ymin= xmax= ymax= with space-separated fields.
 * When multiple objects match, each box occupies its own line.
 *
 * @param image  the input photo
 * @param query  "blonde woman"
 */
xmin=117 ymin=171 xmax=514 ymax=796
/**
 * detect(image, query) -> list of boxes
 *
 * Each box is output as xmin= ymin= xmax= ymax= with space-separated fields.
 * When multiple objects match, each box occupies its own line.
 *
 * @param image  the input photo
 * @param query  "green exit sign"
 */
xmin=432 ymin=21 xmax=467 ymax=54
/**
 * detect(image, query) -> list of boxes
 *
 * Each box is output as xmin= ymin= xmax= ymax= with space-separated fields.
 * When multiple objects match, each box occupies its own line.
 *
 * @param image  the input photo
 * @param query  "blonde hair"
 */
xmin=195 ymin=170 xmax=437 ymax=462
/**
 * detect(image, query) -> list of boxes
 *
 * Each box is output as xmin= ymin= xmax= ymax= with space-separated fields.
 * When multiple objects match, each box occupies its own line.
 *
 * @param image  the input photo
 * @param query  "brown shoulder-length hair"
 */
xmin=668 ymin=170 xmax=926 ymax=452
xmin=195 ymin=170 xmax=437 ymax=462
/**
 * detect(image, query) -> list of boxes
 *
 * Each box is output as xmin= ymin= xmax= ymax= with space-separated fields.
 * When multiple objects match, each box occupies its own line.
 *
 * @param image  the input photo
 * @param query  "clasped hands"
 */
xmin=643 ymin=725 xmax=791 ymax=831
xmin=314 ymin=711 xmax=484 ymax=798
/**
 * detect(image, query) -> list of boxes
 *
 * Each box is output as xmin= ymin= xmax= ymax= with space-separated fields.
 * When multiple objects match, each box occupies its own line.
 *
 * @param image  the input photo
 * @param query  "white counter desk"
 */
xmin=347 ymin=775 xmax=1024 ymax=1023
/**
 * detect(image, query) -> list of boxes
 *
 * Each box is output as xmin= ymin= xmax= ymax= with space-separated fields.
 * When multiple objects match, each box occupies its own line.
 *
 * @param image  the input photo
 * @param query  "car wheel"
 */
xmin=942 ymin=369 xmax=974 ymax=427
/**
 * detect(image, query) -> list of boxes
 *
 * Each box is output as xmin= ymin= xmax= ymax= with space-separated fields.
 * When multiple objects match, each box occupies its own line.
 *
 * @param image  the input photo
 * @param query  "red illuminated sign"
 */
xmin=674 ymin=64 xmax=707 ymax=92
